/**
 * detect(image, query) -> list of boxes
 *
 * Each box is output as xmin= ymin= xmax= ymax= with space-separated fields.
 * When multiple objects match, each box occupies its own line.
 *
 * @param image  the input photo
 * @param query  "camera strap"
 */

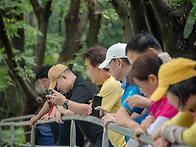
xmin=47 ymin=100 xmax=55 ymax=117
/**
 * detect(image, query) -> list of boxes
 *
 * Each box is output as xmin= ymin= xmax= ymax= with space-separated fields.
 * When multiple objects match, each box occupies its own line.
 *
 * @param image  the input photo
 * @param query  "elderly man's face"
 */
xmin=56 ymin=74 xmax=72 ymax=93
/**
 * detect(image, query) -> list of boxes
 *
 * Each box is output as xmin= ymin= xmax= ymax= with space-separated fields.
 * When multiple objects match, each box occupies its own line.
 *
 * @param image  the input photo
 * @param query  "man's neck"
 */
xmin=70 ymin=74 xmax=77 ymax=90
xmin=121 ymin=66 xmax=132 ymax=82
xmin=99 ymin=71 xmax=111 ymax=85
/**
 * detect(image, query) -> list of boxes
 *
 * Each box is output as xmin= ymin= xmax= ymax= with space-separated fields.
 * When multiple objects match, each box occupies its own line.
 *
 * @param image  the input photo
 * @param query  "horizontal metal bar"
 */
xmin=1 ymin=114 xmax=35 ymax=122
xmin=0 ymin=114 xmax=188 ymax=147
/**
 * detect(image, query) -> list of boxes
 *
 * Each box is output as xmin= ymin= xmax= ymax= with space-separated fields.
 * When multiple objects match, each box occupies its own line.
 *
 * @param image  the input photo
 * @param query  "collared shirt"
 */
xmin=120 ymin=78 xmax=149 ymax=142
xmin=66 ymin=74 xmax=103 ymax=143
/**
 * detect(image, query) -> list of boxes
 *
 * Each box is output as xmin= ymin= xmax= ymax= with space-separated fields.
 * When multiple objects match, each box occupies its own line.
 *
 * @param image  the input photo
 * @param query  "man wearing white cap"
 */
xmin=99 ymin=43 xmax=149 ymax=142
xmin=99 ymin=43 xmax=130 ymax=82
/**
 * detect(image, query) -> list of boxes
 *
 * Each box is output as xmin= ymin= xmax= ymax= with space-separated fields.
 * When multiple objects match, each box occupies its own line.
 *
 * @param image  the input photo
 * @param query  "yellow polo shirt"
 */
xmin=164 ymin=111 xmax=196 ymax=146
xmin=98 ymin=76 xmax=126 ymax=147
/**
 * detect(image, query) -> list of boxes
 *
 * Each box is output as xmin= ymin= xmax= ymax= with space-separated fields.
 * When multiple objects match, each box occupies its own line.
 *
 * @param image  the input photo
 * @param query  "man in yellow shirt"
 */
xmin=82 ymin=45 xmax=127 ymax=147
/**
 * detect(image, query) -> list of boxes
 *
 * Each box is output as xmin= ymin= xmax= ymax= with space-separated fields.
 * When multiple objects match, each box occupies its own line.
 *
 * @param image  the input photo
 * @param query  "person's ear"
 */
xmin=117 ymin=58 xmax=123 ymax=67
xmin=61 ymin=73 xmax=67 ymax=80
xmin=97 ymin=63 xmax=102 ymax=72
xmin=148 ymin=48 xmax=157 ymax=54
xmin=148 ymin=74 xmax=158 ymax=84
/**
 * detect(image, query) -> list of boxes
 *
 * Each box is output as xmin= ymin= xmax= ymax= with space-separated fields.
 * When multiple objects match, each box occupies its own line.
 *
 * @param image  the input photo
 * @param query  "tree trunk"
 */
xmin=110 ymin=0 xmax=133 ymax=43
xmin=85 ymin=0 xmax=101 ymax=48
xmin=58 ymin=12 xmax=62 ymax=35
xmin=0 ymin=91 xmax=9 ymax=120
xmin=150 ymin=0 xmax=193 ymax=57
xmin=112 ymin=0 xmax=195 ymax=59
xmin=5 ymin=85 xmax=23 ymax=116
xmin=125 ymin=0 xmax=148 ymax=35
xmin=30 ymin=0 xmax=52 ymax=71
xmin=59 ymin=0 xmax=88 ymax=63
xmin=8 ymin=12 xmax=26 ymax=116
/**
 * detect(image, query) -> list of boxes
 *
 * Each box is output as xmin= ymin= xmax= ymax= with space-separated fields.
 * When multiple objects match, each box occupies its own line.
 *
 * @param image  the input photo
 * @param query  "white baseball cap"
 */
xmin=99 ymin=43 xmax=127 ymax=69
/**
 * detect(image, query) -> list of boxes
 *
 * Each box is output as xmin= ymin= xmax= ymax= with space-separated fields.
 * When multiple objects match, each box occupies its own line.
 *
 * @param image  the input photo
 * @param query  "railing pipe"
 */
xmin=70 ymin=119 xmax=76 ymax=147
xmin=1 ymin=114 xmax=34 ymax=122
xmin=0 ymin=125 xmax=2 ymax=146
xmin=0 ymin=114 xmax=189 ymax=147
xmin=10 ymin=125 xmax=15 ymax=147
xmin=30 ymin=125 xmax=36 ymax=147
xmin=102 ymin=127 xmax=109 ymax=147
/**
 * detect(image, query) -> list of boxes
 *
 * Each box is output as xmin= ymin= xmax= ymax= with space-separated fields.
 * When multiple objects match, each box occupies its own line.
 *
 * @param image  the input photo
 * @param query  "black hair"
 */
xmin=113 ymin=58 xmax=131 ymax=65
xmin=126 ymin=32 xmax=163 ymax=54
xmin=122 ymin=58 xmax=131 ymax=65
xmin=35 ymin=65 xmax=52 ymax=80
xmin=168 ymin=76 xmax=196 ymax=107
xmin=82 ymin=45 xmax=109 ymax=71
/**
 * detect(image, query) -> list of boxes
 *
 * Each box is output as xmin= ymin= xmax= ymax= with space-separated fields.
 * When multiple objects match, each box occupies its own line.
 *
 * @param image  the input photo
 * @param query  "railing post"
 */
xmin=0 ymin=125 xmax=2 ymax=147
xmin=102 ymin=127 xmax=109 ymax=147
xmin=70 ymin=119 xmax=76 ymax=147
xmin=10 ymin=125 xmax=15 ymax=147
xmin=30 ymin=125 xmax=36 ymax=147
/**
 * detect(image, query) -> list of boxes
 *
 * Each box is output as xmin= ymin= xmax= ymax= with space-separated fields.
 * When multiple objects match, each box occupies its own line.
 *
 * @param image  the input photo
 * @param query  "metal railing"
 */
xmin=0 ymin=114 xmax=188 ymax=147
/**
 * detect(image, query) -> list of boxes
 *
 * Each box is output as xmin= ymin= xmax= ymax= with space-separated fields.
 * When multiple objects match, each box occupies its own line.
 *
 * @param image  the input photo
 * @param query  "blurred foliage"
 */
xmin=24 ymin=25 xmax=42 ymax=48
xmin=184 ymin=0 xmax=196 ymax=38
xmin=44 ymin=33 xmax=64 ymax=65
xmin=65 ymin=46 xmax=88 ymax=79
xmin=13 ymin=49 xmax=36 ymax=81
xmin=48 ymin=0 xmax=70 ymax=34
xmin=98 ymin=0 xmax=123 ymax=48
xmin=1 ymin=0 xmax=32 ymax=16
xmin=168 ymin=0 xmax=196 ymax=38
xmin=2 ymin=127 xmax=26 ymax=146
xmin=4 ymin=18 xmax=25 ymax=38
xmin=0 ymin=0 xmax=36 ymax=91
xmin=0 ymin=48 xmax=12 ymax=91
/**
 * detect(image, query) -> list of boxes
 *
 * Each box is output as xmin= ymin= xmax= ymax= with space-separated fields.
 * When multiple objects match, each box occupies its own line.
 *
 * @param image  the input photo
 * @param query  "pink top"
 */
xmin=149 ymin=97 xmax=178 ymax=119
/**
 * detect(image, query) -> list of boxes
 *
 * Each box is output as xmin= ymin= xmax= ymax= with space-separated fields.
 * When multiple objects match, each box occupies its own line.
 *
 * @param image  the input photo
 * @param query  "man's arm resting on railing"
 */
xmin=29 ymin=101 xmax=50 ymax=127
xmin=57 ymin=106 xmax=74 ymax=115
xmin=115 ymin=107 xmax=141 ymax=131
xmin=131 ymin=108 xmax=147 ymax=120
xmin=66 ymin=100 xmax=90 ymax=115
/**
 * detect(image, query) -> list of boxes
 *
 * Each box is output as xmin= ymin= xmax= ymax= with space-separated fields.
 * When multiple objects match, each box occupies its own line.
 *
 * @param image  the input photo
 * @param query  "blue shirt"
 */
xmin=121 ymin=79 xmax=149 ymax=142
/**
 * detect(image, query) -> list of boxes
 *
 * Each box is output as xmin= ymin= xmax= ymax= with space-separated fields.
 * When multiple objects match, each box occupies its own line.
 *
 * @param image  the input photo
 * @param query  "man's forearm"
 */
xmin=116 ymin=107 xmax=141 ymax=131
xmin=67 ymin=100 xmax=90 ymax=115
xmin=36 ymin=101 xmax=50 ymax=118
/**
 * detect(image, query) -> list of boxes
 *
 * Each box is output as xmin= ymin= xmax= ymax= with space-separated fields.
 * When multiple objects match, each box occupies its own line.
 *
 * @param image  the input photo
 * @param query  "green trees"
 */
xmin=111 ymin=0 xmax=196 ymax=58
xmin=0 ymin=0 xmax=195 ymax=119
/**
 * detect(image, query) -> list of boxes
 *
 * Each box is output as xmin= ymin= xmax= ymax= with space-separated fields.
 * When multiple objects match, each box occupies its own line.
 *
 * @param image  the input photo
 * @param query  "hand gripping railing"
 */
xmin=0 ymin=114 xmax=188 ymax=147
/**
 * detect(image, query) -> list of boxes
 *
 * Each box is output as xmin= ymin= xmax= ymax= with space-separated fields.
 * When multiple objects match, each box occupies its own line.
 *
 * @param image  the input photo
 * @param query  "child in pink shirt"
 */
xmin=147 ymin=97 xmax=178 ymax=134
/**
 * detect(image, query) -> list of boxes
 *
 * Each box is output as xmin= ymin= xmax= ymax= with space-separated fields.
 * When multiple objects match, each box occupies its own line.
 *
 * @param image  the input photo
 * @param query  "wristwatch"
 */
xmin=63 ymin=100 xmax=69 ymax=109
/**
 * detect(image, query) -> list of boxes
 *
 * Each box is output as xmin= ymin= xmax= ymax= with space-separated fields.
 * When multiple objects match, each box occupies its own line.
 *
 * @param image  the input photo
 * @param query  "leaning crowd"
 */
xmin=29 ymin=32 xmax=196 ymax=147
